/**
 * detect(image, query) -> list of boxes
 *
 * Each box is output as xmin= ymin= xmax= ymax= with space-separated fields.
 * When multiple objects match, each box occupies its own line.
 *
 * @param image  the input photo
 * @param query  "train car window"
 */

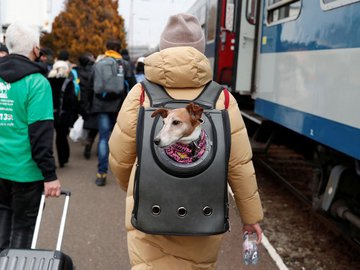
xmin=247 ymin=0 xmax=258 ymax=25
xmin=266 ymin=0 xmax=301 ymax=25
xmin=206 ymin=0 xmax=218 ymax=41
xmin=321 ymin=0 xmax=360 ymax=10
xmin=225 ymin=0 xmax=235 ymax=31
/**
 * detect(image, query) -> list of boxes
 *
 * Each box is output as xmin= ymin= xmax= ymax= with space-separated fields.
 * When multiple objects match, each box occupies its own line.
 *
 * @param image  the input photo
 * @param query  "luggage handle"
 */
xmin=31 ymin=190 xmax=71 ymax=251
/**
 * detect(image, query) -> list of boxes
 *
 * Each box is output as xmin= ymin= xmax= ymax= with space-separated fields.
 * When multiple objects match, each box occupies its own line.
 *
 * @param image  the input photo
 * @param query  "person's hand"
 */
xmin=44 ymin=179 xmax=61 ymax=197
xmin=243 ymin=223 xmax=262 ymax=244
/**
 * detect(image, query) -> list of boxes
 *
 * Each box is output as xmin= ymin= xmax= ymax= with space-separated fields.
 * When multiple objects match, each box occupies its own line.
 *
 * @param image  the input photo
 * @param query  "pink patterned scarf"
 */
xmin=165 ymin=129 xmax=207 ymax=164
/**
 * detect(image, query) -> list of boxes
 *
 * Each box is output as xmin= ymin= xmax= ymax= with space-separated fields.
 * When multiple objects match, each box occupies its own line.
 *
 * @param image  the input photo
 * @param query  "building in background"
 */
xmin=0 ymin=0 xmax=63 ymax=42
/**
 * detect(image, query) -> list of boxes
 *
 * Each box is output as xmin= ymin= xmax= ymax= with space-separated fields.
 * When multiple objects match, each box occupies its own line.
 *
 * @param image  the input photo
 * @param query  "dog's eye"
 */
xmin=172 ymin=120 xmax=181 ymax=126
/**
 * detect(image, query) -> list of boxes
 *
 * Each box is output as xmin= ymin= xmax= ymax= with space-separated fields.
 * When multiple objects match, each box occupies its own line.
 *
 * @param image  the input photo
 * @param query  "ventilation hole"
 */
xmin=151 ymin=205 xmax=161 ymax=215
xmin=177 ymin=207 xmax=187 ymax=217
xmin=203 ymin=206 xmax=213 ymax=216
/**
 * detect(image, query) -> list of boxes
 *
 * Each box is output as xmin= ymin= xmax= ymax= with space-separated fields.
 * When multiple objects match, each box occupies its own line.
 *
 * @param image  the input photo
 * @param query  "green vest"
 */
xmin=0 ymin=74 xmax=54 ymax=182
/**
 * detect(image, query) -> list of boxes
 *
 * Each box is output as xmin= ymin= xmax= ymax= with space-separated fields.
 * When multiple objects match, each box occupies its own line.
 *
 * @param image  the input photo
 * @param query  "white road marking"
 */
xmin=228 ymin=185 xmax=289 ymax=270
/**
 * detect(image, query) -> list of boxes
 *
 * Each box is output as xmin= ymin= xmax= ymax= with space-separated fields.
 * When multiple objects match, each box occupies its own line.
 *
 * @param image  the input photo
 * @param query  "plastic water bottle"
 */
xmin=242 ymin=232 xmax=259 ymax=265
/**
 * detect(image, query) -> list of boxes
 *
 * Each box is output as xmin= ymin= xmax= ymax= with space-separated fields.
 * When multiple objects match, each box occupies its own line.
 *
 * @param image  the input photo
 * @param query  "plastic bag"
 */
xmin=69 ymin=116 xmax=88 ymax=143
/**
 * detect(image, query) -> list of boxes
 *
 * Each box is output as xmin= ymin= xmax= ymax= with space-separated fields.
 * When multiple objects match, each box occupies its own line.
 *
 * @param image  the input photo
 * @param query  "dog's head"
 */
xmin=151 ymin=102 xmax=204 ymax=148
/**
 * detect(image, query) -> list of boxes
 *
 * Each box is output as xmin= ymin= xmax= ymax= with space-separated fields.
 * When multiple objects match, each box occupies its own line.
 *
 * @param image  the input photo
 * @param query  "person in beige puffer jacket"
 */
xmin=109 ymin=13 xmax=264 ymax=270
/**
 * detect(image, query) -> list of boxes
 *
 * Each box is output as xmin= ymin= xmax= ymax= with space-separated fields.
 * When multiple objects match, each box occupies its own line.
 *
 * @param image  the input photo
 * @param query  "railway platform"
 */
xmin=35 ymin=140 xmax=284 ymax=269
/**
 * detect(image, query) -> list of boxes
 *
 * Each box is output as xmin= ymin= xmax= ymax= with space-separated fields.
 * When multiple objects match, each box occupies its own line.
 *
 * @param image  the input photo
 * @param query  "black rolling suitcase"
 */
xmin=0 ymin=191 xmax=74 ymax=270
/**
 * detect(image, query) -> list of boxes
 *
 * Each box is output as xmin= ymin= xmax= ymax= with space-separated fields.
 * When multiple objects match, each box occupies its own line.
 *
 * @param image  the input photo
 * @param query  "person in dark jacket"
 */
xmin=120 ymin=48 xmax=135 ymax=76
xmin=48 ymin=60 xmax=79 ymax=167
xmin=76 ymin=52 xmax=98 ymax=159
xmin=0 ymin=21 xmax=61 ymax=252
xmin=38 ymin=47 xmax=54 ymax=73
xmin=88 ymin=39 xmax=136 ymax=186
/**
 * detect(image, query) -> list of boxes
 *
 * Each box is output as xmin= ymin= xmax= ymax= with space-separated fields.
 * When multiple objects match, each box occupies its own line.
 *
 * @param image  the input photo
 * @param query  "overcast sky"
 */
xmin=0 ymin=0 xmax=196 ymax=48
xmin=118 ymin=0 xmax=196 ymax=48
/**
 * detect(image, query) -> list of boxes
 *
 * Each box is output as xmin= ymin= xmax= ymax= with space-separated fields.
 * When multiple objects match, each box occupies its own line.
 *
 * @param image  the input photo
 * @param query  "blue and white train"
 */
xmin=187 ymin=0 xmax=360 ymax=244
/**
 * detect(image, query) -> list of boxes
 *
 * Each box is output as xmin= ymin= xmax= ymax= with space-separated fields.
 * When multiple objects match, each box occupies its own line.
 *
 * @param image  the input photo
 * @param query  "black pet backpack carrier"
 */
xmin=132 ymin=79 xmax=231 ymax=236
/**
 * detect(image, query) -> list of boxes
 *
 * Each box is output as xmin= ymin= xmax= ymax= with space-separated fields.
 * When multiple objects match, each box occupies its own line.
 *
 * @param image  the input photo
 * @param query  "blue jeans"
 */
xmin=97 ymin=113 xmax=117 ymax=174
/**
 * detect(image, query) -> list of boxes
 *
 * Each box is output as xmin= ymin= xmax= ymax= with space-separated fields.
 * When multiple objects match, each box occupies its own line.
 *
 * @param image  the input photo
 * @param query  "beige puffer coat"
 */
xmin=109 ymin=47 xmax=263 ymax=270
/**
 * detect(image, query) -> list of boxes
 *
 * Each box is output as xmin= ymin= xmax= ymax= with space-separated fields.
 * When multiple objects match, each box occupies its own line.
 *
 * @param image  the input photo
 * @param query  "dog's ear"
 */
xmin=151 ymin=108 xmax=168 ymax=118
xmin=186 ymin=102 xmax=204 ymax=122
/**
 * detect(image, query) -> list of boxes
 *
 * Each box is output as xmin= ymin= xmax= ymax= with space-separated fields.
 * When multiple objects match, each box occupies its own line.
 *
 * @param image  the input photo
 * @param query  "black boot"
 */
xmin=84 ymin=130 xmax=97 ymax=159
xmin=83 ymin=142 xmax=92 ymax=159
xmin=95 ymin=173 xmax=107 ymax=186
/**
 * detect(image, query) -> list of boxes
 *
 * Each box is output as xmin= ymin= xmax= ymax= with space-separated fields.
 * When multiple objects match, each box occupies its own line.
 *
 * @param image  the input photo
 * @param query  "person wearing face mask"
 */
xmin=0 ymin=21 xmax=61 ymax=252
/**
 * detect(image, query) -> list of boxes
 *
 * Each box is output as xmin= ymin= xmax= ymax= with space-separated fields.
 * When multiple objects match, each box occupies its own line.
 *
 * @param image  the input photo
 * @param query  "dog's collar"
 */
xmin=165 ymin=129 xmax=207 ymax=164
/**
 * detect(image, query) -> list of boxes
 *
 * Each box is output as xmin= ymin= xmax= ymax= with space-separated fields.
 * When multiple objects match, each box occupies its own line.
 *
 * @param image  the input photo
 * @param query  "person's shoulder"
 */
xmin=27 ymin=73 xmax=51 ymax=85
xmin=47 ymin=76 xmax=66 ymax=83
xmin=47 ymin=76 xmax=67 ymax=89
xmin=24 ymin=73 xmax=53 ymax=96
xmin=95 ymin=56 xmax=113 ymax=64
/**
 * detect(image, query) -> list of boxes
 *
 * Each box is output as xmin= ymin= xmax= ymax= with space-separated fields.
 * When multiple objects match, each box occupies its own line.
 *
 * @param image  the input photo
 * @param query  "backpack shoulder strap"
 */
xmin=140 ymin=79 xmax=230 ymax=109
xmin=223 ymin=88 xmax=230 ymax=109
xmin=140 ymin=79 xmax=173 ymax=107
xmin=58 ymin=78 xmax=72 ymax=113
xmin=70 ymin=69 xmax=80 ymax=97
xmin=115 ymin=57 xmax=122 ymax=65
xmin=194 ymin=81 xmax=228 ymax=109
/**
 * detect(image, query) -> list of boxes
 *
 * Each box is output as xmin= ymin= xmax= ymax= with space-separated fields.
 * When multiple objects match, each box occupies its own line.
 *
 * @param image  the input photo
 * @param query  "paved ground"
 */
xmin=36 ymin=140 xmax=279 ymax=270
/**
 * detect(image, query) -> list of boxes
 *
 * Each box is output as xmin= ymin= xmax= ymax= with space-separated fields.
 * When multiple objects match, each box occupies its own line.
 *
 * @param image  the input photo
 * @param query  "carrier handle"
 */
xmin=31 ymin=190 xmax=71 ymax=251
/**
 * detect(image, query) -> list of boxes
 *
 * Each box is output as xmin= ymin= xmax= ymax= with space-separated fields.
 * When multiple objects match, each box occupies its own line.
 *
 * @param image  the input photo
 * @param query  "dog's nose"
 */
xmin=154 ymin=138 xmax=160 ymax=145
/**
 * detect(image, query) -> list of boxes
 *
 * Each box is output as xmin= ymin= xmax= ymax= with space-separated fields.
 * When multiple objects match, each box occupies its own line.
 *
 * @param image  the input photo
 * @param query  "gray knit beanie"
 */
xmin=159 ymin=13 xmax=205 ymax=54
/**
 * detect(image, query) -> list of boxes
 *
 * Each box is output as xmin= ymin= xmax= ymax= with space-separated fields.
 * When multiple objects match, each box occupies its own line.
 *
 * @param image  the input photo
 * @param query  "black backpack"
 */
xmin=131 ymin=79 xmax=231 ymax=236
xmin=49 ymin=77 xmax=79 ymax=127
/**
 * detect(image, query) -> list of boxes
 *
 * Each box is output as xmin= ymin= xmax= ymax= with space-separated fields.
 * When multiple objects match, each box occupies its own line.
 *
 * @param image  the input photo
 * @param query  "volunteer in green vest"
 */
xmin=0 ymin=21 xmax=61 ymax=252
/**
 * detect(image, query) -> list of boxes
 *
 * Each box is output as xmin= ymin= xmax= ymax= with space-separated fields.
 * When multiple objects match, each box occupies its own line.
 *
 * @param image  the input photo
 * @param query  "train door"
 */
xmin=213 ymin=0 xmax=236 ymax=86
xmin=233 ymin=0 xmax=258 ymax=95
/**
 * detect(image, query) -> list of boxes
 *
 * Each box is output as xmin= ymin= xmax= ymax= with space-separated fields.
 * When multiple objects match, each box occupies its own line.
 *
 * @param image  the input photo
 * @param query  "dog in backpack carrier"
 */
xmin=132 ymin=81 xmax=230 ymax=235
xmin=151 ymin=102 xmax=207 ymax=164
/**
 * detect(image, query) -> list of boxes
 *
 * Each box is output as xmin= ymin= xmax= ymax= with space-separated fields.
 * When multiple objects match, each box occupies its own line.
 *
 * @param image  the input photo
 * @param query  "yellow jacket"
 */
xmin=109 ymin=46 xmax=263 ymax=269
